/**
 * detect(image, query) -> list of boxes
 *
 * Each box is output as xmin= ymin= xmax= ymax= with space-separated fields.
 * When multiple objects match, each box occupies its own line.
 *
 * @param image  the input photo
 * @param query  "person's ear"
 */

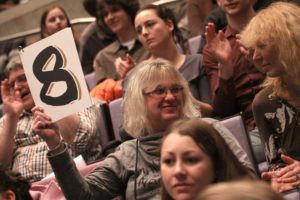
xmin=2 ymin=190 xmax=16 ymax=200
xmin=166 ymin=20 xmax=174 ymax=33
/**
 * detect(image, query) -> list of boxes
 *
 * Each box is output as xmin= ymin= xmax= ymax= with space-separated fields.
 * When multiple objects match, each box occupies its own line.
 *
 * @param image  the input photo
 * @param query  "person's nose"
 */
xmin=141 ymin=27 xmax=149 ymax=36
xmin=54 ymin=17 xmax=62 ymax=26
xmin=252 ymin=48 xmax=262 ymax=62
xmin=173 ymin=161 xmax=187 ymax=178
xmin=13 ymin=81 xmax=22 ymax=91
xmin=56 ymin=16 xmax=61 ymax=23
xmin=164 ymin=89 xmax=176 ymax=100
xmin=106 ymin=11 xmax=114 ymax=20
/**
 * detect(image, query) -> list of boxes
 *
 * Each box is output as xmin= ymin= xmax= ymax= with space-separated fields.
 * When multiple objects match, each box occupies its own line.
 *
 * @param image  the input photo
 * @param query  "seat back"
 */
xmin=108 ymin=98 xmax=123 ymax=141
xmin=84 ymin=72 xmax=96 ymax=91
xmin=96 ymin=101 xmax=114 ymax=147
xmin=283 ymin=188 xmax=300 ymax=200
xmin=221 ymin=115 xmax=259 ymax=174
xmin=188 ymin=35 xmax=201 ymax=54
xmin=199 ymin=71 xmax=212 ymax=104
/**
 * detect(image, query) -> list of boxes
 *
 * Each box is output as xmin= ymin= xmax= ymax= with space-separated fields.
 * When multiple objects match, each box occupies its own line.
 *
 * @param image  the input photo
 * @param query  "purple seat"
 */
xmin=188 ymin=35 xmax=201 ymax=54
xmin=84 ymin=72 xmax=96 ymax=91
xmin=96 ymin=101 xmax=114 ymax=147
xmin=220 ymin=115 xmax=260 ymax=175
xmin=108 ymin=98 xmax=123 ymax=141
xmin=283 ymin=188 xmax=300 ymax=200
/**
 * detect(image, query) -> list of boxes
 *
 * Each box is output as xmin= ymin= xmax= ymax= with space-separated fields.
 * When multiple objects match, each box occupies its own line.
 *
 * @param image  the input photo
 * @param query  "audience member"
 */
xmin=0 ymin=40 xmax=25 ymax=75
xmin=0 ymin=41 xmax=25 ymax=104
xmin=198 ymin=0 xmax=287 ymax=53
xmin=197 ymin=180 xmax=284 ymax=200
xmin=187 ymin=0 xmax=217 ymax=37
xmin=40 ymin=5 xmax=72 ymax=39
xmin=154 ymin=0 xmax=190 ymax=43
xmin=79 ymin=0 xmax=116 ymax=74
xmin=202 ymin=0 xmax=265 ymax=162
xmin=240 ymin=2 xmax=300 ymax=192
xmin=160 ymin=118 xmax=254 ymax=200
xmin=0 ymin=0 xmax=26 ymax=103
xmin=39 ymin=5 xmax=81 ymax=52
xmin=0 ymin=55 xmax=102 ymax=182
xmin=32 ymin=58 xmax=253 ymax=199
xmin=122 ymin=4 xmax=213 ymax=116
xmin=93 ymin=0 xmax=150 ymax=85
xmin=0 ymin=164 xmax=32 ymax=200
xmin=0 ymin=0 xmax=18 ymax=11
xmin=90 ymin=0 xmax=150 ymax=102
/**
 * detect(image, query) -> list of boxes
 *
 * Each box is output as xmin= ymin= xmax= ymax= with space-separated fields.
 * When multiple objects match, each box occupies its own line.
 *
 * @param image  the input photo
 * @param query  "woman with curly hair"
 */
xmin=240 ymin=2 xmax=300 ymax=193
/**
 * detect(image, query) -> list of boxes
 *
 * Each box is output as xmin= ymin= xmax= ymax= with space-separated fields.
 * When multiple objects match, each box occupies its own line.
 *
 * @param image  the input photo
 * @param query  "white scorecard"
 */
xmin=19 ymin=28 xmax=92 ymax=122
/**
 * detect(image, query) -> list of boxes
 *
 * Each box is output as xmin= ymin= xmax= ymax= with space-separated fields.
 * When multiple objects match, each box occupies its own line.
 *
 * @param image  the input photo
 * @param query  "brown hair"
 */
xmin=0 ymin=165 xmax=32 ymax=200
xmin=40 ymin=5 xmax=72 ymax=39
xmin=160 ymin=118 xmax=252 ymax=200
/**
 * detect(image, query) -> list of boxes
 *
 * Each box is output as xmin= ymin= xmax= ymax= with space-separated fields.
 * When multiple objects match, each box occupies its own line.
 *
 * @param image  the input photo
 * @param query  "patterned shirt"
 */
xmin=0 ymin=105 xmax=102 ymax=182
xmin=253 ymin=87 xmax=300 ymax=170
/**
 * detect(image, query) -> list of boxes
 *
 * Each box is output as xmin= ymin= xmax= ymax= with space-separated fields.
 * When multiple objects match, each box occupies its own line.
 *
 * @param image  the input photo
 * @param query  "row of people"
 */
xmin=203 ymin=0 xmax=266 ymax=165
xmin=90 ymin=1 xmax=213 ymax=116
xmin=88 ymin=0 xmax=266 ymax=183
xmin=202 ymin=0 xmax=300 ymax=193
xmin=0 ymin=0 xmax=299 ymax=199
xmin=31 ymin=52 xmax=298 ymax=199
xmin=32 ymin=58 xmax=255 ymax=199
xmin=48 ymin=0 xmax=300 ymax=196
xmin=80 ymin=0 xmax=221 ymax=74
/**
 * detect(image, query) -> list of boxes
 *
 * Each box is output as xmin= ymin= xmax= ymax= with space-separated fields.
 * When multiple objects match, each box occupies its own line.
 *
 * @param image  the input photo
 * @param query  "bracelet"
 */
xmin=47 ymin=138 xmax=63 ymax=153
xmin=269 ymin=163 xmax=288 ymax=171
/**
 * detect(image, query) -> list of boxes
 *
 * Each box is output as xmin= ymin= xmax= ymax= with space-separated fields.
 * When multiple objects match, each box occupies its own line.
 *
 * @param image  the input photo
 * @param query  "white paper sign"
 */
xmin=19 ymin=28 xmax=92 ymax=122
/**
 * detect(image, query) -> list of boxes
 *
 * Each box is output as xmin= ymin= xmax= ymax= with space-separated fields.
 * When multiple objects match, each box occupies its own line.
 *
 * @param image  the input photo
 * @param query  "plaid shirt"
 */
xmin=0 ymin=105 xmax=102 ymax=182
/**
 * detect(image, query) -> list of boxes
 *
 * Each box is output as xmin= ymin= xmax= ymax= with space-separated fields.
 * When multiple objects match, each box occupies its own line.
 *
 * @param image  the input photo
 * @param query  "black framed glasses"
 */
xmin=143 ymin=85 xmax=183 ymax=98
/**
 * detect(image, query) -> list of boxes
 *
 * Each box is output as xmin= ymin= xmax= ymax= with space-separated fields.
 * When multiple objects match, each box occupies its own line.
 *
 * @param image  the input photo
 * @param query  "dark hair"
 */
xmin=160 ymin=118 xmax=252 ymax=200
xmin=82 ymin=0 xmax=98 ymax=17
xmin=40 ymin=5 xmax=71 ymax=38
xmin=0 ymin=165 xmax=33 ymax=200
xmin=97 ymin=0 xmax=139 ymax=25
xmin=136 ymin=4 xmax=187 ymax=53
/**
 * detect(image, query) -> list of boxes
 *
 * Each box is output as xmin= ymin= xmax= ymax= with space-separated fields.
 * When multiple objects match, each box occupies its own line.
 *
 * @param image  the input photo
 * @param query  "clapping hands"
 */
xmin=262 ymin=154 xmax=300 ymax=192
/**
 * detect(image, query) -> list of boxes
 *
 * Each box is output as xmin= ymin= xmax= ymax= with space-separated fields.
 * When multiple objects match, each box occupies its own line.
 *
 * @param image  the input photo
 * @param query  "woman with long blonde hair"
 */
xmin=240 ymin=2 xmax=300 ymax=192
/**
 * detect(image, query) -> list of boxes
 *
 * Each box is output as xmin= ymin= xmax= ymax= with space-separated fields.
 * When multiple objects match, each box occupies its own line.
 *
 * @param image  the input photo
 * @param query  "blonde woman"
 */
xmin=240 ymin=2 xmax=300 ymax=192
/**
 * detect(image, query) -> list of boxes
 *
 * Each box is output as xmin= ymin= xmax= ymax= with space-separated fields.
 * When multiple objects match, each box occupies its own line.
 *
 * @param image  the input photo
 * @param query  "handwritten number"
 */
xmin=33 ymin=46 xmax=78 ymax=106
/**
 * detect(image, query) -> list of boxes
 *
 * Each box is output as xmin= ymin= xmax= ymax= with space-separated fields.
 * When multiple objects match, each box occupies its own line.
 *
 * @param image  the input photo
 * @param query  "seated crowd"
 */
xmin=0 ymin=0 xmax=300 ymax=199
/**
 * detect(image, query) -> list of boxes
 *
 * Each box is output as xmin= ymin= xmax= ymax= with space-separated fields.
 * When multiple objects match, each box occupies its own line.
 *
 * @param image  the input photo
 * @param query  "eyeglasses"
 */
xmin=143 ymin=85 xmax=183 ymax=98
xmin=9 ymin=74 xmax=27 ymax=89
